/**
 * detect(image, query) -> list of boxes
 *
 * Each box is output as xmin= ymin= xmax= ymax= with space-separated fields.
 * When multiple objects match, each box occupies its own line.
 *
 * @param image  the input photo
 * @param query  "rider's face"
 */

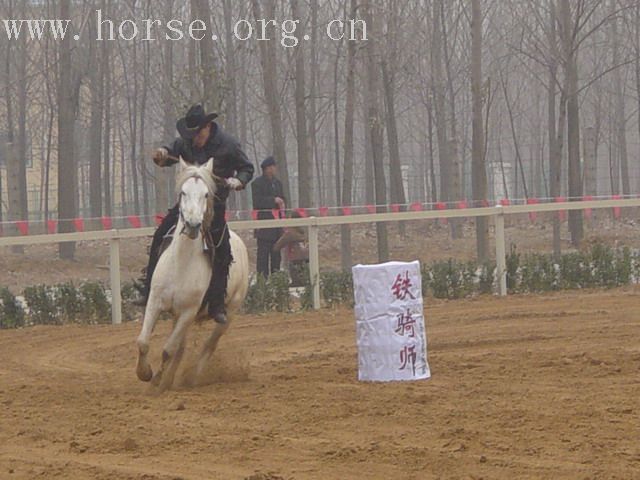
xmin=193 ymin=123 xmax=212 ymax=148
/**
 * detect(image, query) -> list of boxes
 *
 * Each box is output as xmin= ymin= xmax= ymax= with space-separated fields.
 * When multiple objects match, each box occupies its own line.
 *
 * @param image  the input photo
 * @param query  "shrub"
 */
xmin=320 ymin=270 xmax=354 ymax=307
xmin=79 ymin=282 xmax=110 ymax=324
xmin=0 ymin=287 xmax=25 ymax=329
xmin=429 ymin=259 xmax=475 ymax=299
xmin=519 ymin=253 xmax=557 ymax=293
xmin=23 ymin=285 xmax=59 ymax=325
xmin=244 ymin=271 xmax=291 ymax=313
xmin=55 ymin=282 xmax=81 ymax=323
xmin=506 ymin=244 xmax=520 ymax=292
xmin=477 ymin=262 xmax=496 ymax=295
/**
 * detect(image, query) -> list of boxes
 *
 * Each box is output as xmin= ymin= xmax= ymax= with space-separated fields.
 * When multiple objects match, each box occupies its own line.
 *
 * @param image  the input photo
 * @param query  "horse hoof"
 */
xmin=136 ymin=362 xmax=153 ymax=382
xmin=136 ymin=360 xmax=153 ymax=382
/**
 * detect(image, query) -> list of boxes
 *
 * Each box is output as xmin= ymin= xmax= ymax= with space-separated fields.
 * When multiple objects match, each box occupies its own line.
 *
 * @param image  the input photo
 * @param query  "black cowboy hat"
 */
xmin=176 ymin=104 xmax=218 ymax=139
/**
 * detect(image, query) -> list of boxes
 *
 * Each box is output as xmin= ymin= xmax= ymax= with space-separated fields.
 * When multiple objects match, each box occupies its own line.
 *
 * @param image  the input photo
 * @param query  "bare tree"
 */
xmin=471 ymin=0 xmax=488 ymax=261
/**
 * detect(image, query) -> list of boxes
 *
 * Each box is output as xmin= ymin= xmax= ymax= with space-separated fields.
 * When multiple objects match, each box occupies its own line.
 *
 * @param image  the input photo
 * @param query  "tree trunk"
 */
xmin=340 ymin=0 xmax=357 ymax=270
xmin=57 ymin=0 xmax=78 ymax=259
xmin=559 ymin=0 xmax=583 ymax=247
xmin=192 ymin=0 xmax=218 ymax=108
xmin=382 ymin=63 xmax=406 ymax=231
xmin=612 ymin=8 xmax=629 ymax=198
xmin=432 ymin=0 xmax=449 ymax=209
xmin=363 ymin=0 xmax=388 ymax=262
xmin=89 ymin=19 xmax=104 ymax=222
xmin=139 ymin=36 xmax=150 ymax=219
xmin=471 ymin=0 xmax=488 ymax=262
xmin=222 ymin=0 xmax=242 ymax=211
xmin=290 ymin=0 xmax=311 ymax=208
xmin=309 ymin=0 xmax=322 ymax=206
xmin=548 ymin=0 xmax=562 ymax=258
xmin=102 ymin=0 xmax=112 ymax=217
xmin=583 ymin=126 xmax=597 ymax=196
xmin=252 ymin=0 xmax=291 ymax=202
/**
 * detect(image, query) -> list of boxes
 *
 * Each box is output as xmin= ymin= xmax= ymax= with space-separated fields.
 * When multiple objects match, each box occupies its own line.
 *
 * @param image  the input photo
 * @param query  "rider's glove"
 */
xmin=226 ymin=177 xmax=244 ymax=191
xmin=152 ymin=148 xmax=169 ymax=167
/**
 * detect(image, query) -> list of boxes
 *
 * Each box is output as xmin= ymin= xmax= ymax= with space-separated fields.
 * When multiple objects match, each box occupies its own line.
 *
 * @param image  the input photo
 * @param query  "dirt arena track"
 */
xmin=1 ymin=289 xmax=639 ymax=479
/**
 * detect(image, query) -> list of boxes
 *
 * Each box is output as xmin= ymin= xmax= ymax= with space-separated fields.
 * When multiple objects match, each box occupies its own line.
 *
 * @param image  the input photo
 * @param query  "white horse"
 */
xmin=136 ymin=158 xmax=249 ymax=391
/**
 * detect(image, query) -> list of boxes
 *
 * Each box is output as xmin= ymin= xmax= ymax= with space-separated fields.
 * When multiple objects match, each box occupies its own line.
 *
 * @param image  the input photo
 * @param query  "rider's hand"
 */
xmin=226 ymin=177 xmax=244 ymax=191
xmin=152 ymin=148 xmax=169 ymax=167
xmin=275 ymin=196 xmax=285 ymax=209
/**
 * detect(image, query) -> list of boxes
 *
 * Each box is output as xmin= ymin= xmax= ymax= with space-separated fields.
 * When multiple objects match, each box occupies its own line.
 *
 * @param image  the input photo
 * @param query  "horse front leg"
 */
xmin=136 ymin=300 xmax=163 ymax=382
xmin=152 ymin=309 xmax=196 ymax=392
xmin=195 ymin=321 xmax=230 ymax=379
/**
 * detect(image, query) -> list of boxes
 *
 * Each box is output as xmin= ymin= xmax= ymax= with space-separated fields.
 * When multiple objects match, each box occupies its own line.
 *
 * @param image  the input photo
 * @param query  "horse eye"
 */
xmin=205 ymin=193 xmax=209 ymax=198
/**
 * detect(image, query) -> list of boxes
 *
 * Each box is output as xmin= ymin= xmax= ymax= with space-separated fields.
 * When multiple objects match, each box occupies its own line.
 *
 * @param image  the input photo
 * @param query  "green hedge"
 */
xmin=240 ymin=242 xmax=640 ymax=311
xmin=2 ymin=243 xmax=638 ymax=326
xmin=1 ymin=281 xmax=114 ymax=327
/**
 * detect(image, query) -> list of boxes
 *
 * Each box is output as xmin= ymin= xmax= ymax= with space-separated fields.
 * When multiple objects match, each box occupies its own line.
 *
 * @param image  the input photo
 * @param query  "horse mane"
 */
xmin=175 ymin=164 xmax=217 ymax=228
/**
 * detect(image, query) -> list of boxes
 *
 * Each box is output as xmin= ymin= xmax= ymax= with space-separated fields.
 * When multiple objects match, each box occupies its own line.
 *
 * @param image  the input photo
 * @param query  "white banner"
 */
xmin=353 ymin=261 xmax=430 ymax=382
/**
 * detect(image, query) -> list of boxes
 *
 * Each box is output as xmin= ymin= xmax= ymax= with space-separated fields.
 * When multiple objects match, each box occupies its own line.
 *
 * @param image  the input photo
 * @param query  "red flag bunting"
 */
xmin=154 ymin=214 xmax=165 ymax=226
xmin=391 ymin=204 xmax=401 ymax=213
xmin=73 ymin=218 xmax=84 ymax=232
xmin=47 ymin=219 xmax=57 ymax=234
xmin=365 ymin=204 xmax=376 ymax=214
xmin=500 ymin=198 xmax=511 ymax=207
xmin=555 ymin=197 xmax=567 ymax=222
xmin=409 ymin=202 xmax=423 ymax=212
xmin=457 ymin=200 xmax=468 ymax=209
xmin=101 ymin=216 xmax=113 ymax=230
xmin=526 ymin=198 xmax=539 ymax=222
xmin=16 ymin=221 xmax=29 ymax=236
xmin=582 ymin=195 xmax=593 ymax=220
xmin=251 ymin=210 xmax=258 ymax=221
xmin=480 ymin=199 xmax=490 ymax=208
xmin=271 ymin=209 xmax=280 ymax=219
xmin=318 ymin=206 xmax=329 ymax=217
xmin=612 ymin=194 xmax=622 ymax=219
xmin=342 ymin=206 xmax=353 ymax=216
xmin=295 ymin=207 xmax=309 ymax=218
xmin=127 ymin=215 xmax=142 ymax=228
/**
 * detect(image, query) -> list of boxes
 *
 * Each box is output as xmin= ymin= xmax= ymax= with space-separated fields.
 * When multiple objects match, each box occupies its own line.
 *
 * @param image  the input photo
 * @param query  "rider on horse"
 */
xmin=135 ymin=104 xmax=254 ymax=325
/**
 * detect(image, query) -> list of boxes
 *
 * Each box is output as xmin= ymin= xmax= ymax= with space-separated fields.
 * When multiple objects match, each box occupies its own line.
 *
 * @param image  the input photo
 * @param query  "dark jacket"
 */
xmin=164 ymin=122 xmax=254 ymax=203
xmin=251 ymin=174 xmax=285 ymax=241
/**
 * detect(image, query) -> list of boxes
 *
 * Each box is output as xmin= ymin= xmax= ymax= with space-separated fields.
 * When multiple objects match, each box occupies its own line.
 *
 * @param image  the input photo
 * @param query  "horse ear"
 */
xmin=179 ymin=156 xmax=189 ymax=171
xmin=203 ymin=158 xmax=214 ymax=174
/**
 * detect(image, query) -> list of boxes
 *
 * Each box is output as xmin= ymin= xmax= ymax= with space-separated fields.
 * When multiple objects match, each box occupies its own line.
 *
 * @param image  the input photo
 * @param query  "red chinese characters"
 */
xmin=391 ymin=271 xmax=416 ymax=301
xmin=399 ymin=345 xmax=417 ymax=376
xmin=395 ymin=309 xmax=416 ymax=338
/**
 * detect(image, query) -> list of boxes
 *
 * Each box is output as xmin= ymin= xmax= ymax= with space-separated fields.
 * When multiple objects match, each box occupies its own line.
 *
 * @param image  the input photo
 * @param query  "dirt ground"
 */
xmin=1 ymin=215 xmax=639 ymax=293
xmin=1 ymin=288 xmax=639 ymax=479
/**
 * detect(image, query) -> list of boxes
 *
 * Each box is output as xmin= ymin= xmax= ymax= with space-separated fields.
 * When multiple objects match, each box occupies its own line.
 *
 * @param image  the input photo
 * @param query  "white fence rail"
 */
xmin=2 ymin=198 xmax=639 ymax=324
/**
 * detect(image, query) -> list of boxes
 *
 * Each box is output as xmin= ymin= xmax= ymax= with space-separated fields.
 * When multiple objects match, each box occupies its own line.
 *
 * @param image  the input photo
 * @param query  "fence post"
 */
xmin=494 ymin=206 xmax=507 ymax=296
xmin=308 ymin=219 xmax=321 ymax=309
xmin=109 ymin=235 xmax=122 ymax=324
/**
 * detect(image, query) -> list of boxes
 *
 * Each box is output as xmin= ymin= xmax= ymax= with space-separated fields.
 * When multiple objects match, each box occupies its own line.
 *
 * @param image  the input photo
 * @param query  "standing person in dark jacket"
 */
xmin=135 ymin=104 xmax=254 ymax=325
xmin=251 ymin=156 xmax=285 ymax=278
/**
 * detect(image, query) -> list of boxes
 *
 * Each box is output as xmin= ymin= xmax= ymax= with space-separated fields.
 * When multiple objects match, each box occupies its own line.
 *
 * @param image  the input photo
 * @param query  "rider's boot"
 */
xmin=206 ymin=258 xmax=230 ymax=324
xmin=132 ymin=238 xmax=162 ymax=306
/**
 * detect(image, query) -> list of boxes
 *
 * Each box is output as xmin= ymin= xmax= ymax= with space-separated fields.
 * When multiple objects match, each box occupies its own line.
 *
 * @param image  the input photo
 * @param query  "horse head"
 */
xmin=176 ymin=157 xmax=217 ymax=239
